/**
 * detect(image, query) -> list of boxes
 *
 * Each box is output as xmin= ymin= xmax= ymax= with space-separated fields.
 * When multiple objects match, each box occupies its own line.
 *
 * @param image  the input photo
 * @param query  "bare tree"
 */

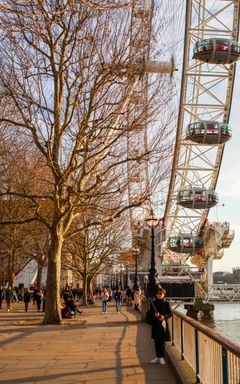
xmin=0 ymin=1 xmax=173 ymax=323
xmin=77 ymin=0 xmax=131 ymax=10
xmin=0 ymin=224 xmax=32 ymax=287
xmin=29 ymin=224 xmax=49 ymax=288
xmin=0 ymin=122 xmax=53 ymax=286
xmin=63 ymin=215 xmax=128 ymax=305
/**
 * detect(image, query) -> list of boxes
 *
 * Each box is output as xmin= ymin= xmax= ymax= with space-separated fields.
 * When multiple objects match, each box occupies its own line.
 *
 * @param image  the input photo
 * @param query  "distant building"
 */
xmin=14 ymin=260 xmax=47 ymax=288
xmin=232 ymin=267 xmax=240 ymax=283
xmin=213 ymin=271 xmax=233 ymax=284
xmin=213 ymin=269 xmax=240 ymax=284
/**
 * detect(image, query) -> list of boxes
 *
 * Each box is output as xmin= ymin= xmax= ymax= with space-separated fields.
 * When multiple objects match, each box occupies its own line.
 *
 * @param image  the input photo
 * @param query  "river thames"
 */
xmin=179 ymin=302 xmax=240 ymax=345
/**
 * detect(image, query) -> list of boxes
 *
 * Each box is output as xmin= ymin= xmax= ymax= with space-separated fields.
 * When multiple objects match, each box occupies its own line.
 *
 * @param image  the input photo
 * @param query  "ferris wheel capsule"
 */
xmin=193 ymin=38 xmax=240 ymax=64
xmin=177 ymin=187 xmax=218 ymax=209
xmin=167 ymin=234 xmax=204 ymax=253
xmin=186 ymin=121 xmax=232 ymax=144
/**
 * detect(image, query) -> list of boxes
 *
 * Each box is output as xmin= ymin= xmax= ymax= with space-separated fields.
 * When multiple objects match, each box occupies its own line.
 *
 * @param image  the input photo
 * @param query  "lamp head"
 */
xmin=145 ymin=208 xmax=158 ymax=228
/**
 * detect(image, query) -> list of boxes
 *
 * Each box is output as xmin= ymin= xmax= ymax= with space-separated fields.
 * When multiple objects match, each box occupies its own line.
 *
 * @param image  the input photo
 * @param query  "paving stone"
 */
xmin=0 ymin=302 xmax=178 ymax=384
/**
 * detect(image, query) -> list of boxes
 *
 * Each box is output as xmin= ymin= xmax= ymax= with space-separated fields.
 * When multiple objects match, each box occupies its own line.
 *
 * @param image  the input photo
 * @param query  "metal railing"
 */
xmin=169 ymin=309 xmax=240 ymax=384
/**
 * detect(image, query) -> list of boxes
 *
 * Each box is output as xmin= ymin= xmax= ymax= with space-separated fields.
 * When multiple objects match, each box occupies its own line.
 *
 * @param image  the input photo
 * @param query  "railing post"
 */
xmin=195 ymin=329 xmax=200 ymax=383
xmin=180 ymin=318 xmax=184 ymax=359
xmin=222 ymin=347 xmax=229 ymax=384
xmin=171 ymin=314 xmax=174 ymax=346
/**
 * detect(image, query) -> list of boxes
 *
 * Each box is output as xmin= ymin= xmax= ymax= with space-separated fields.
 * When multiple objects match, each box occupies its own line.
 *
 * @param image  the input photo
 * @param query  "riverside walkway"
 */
xmin=0 ymin=301 xmax=178 ymax=384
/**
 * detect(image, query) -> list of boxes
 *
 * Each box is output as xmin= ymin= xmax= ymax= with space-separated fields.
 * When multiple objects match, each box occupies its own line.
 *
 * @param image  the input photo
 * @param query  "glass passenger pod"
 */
xmin=167 ymin=234 xmax=204 ymax=254
xmin=186 ymin=121 xmax=232 ymax=144
xmin=193 ymin=38 xmax=240 ymax=64
xmin=177 ymin=188 xmax=219 ymax=209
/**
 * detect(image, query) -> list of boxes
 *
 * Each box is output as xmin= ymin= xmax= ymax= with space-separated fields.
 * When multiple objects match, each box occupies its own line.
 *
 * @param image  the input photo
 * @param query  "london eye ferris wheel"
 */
xmin=126 ymin=0 xmax=239 ymax=270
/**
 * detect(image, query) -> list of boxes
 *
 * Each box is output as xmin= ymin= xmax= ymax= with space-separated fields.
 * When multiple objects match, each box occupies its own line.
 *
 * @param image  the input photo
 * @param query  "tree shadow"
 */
xmin=0 ymin=304 xmax=178 ymax=383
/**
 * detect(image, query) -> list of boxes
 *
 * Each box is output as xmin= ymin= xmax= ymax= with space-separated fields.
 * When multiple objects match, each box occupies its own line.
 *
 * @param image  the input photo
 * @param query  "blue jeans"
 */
xmin=115 ymin=300 xmax=121 ymax=312
xmin=102 ymin=300 xmax=107 ymax=313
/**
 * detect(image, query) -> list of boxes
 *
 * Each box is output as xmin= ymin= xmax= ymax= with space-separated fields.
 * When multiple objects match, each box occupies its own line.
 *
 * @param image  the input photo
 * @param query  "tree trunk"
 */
xmin=8 ymin=250 xmax=15 ymax=288
xmin=87 ymin=276 xmax=94 ymax=299
xmin=82 ymin=274 xmax=88 ymax=306
xmin=43 ymin=231 xmax=63 ymax=324
xmin=36 ymin=264 xmax=43 ymax=289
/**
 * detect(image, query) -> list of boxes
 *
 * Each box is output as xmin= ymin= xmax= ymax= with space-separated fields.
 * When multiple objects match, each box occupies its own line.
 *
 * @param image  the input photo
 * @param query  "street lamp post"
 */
xmin=120 ymin=266 xmax=124 ymax=290
xmin=133 ymin=248 xmax=140 ymax=291
xmin=146 ymin=208 xmax=160 ymax=298
xmin=125 ymin=262 xmax=129 ymax=289
xmin=115 ymin=272 xmax=119 ymax=289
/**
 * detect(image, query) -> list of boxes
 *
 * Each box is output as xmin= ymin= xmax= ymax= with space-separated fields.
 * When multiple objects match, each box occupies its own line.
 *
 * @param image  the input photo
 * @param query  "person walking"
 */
xmin=18 ymin=287 xmax=24 ymax=303
xmin=108 ymin=288 xmax=112 ymax=302
xmin=126 ymin=286 xmax=132 ymax=306
xmin=35 ymin=289 xmax=43 ymax=312
xmin=101 ymin=288 xmax=109 ymax=314
xmin=5 ymin=287 xmax=13 ymax=312
xmin=23 ymin=288 xmax=31 ymax=312
xmin=33 ymin=287 xmax=38 ymax=305
xmin=12 ymin=289 xmax=18 ymax=303
xmin=148 ymin=287 xmax=172 ymax=365
xmin=114 ymin=287 xmax=122 ymax=313
xmin=133 ymin=287 xmax=142 ymax=310
xmin=62 ymin=286 xmax=72 ymax=303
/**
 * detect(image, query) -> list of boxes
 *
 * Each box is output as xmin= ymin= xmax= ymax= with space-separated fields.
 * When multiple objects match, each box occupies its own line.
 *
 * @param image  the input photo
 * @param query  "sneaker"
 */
xmin=159 ymin=358 xmax=166 ymax=365
xmin=150 ymin=357 xmax=159 ymax=364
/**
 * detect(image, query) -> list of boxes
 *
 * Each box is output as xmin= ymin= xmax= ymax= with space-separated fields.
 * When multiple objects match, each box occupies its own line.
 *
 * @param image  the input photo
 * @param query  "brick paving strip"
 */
xmin=0 ymin=301 xmax=178 ymax=384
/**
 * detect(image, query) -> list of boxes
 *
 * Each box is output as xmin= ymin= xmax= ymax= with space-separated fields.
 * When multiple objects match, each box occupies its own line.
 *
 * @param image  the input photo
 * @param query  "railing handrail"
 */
xmin=173 ymin=309 xmax=240 ymax=357
xmin=211 ymin=284 xmax=240 ymax=288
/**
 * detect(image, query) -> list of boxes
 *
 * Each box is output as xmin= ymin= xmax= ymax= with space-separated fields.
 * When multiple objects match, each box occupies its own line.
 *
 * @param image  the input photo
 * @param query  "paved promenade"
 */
xmin=0 ymin=301 xmax=178 ymax=384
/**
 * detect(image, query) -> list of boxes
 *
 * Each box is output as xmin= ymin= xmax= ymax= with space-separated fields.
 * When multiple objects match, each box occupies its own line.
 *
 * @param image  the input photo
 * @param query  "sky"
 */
xmin=209 ymin=61 xmax=240 ymax=273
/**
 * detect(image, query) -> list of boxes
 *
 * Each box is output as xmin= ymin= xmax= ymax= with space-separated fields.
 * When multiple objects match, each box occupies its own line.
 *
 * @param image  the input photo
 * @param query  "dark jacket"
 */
xmin=5 ymin=289 xmax=13 ymax=302
xmin=35 ymin=291 xmax=43 ymax=304
xmin=114 ymin=291 xmax=121 ymax=302
xmin=23 ymin=292 xmax=31 ymax=303
xmin=149 ymin=298 xmax=172 ymax=340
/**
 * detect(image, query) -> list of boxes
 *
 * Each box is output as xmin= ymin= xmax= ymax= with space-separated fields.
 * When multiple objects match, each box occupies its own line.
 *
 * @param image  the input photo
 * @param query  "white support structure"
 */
xmin=127 ymin=0 xmax=175 ymax=248
xmin=207 ymin=255 xmax=213 ymax=286
xmin=127 ymin=1 xmax=177 ymax=249
xmin=127 ymin=0 xmax=154 ymax=248
xmin=164 ymin=1 xmax=239 ymax=264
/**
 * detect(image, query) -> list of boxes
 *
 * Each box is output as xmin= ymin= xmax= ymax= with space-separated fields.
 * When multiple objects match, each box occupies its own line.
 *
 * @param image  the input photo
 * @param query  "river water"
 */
xmin=178 ymin=302 xmax=240 ymax=345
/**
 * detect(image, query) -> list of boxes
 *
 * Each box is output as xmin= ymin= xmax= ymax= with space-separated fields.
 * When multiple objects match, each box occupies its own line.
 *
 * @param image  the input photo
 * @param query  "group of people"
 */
xmin=100 ymin=286 xmax=143 ymax=314
xmin=61 ymin=286 xmax=83 ymax=302
xmin=101 ymin=287 xmax=122 ymax=314
xmin=0 ymin=285 xmax=45 ymax=312
xmin=61 ymin=299 xmax=82 ymax=319
xmin=0 ymin=282 xmax=172 ymax=366
xmin=0 ymin=286 xmax=14 ymax=312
